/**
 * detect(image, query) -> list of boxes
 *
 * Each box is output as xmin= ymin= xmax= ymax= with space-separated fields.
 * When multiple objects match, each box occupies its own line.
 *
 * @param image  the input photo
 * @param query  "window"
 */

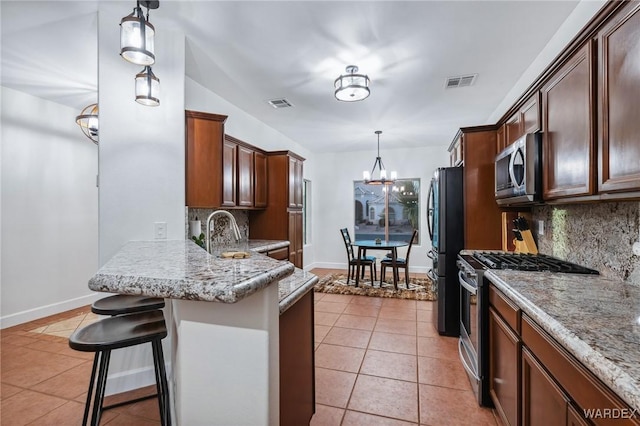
xmin=354 ymin=179 xmax=420 ymax=244
xmin=303 ymin=179 xmax=311 ymax=245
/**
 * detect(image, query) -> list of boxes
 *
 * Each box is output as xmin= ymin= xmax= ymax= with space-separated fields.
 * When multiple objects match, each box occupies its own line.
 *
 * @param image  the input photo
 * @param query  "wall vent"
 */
xmin=267 ymin=98 xmax=294 ymax=109
xmin=445 ymin=74 xmax=478 ymax=89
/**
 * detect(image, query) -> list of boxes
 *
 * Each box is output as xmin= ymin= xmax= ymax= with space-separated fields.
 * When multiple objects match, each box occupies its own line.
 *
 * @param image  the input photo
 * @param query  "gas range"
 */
xmin=462 ymin=251 xmax=599 ymax=275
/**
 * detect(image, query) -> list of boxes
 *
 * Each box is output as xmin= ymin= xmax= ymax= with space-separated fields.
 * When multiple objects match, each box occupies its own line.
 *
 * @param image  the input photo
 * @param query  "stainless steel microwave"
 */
xmin=495 ymin=133 xmax=542 ymax=205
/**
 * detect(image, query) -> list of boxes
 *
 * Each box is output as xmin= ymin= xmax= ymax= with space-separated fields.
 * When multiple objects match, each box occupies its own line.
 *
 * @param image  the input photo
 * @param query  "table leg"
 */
xmin=355 ymin=247 xmax=362 ymax=287
xmin=392 ymin=248 xmax=398 ymax=290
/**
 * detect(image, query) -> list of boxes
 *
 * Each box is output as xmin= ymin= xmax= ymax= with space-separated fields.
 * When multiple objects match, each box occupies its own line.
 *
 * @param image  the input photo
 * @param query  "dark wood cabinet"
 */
xmin=185 ymin=111 xmax=228 ymax=208
xmin=489 ymin=289 xmax=521 ymax=426
xmin=249 ymin=151 xmax=305 ymax=268
xmin=497 ymin=124 xmax=507 ymax=153
xmin=288 ymin=156 xmax=304 ymax=209
xmin=521 ymin=94 xmax=541 ymax=135
xmin=266 ymin=246 xmax=288 ymax=261
xmin=288 ymin=210 xmax=303 ymax=267
xmin=505 ymin=112 xmax=522 ymax=147
xmin=453 ymin=127 xmax=502 ymax=250
xmin=254 ymin=151 xmax=267 ymax=208
xmin=449 ymin=134 xmax=463 ymax=166
xmin=185 ymin=111 xmax=266 ymax=209
xmin=280 ymin=290 xmax=315 ymax=425
xmin=221 ymin=138 xmax=238 ymax=207
xmin=541 ymin=41 xmax=596 ymax=200
xmin=237 ymin=145 xmax=254 ymax=207
xmin=522 ymin=347 xmax=569 ymax=426
xmin=489 ymin=284 xmax=640 ymax=426
xmin=598 ymin=1 xmax=640 ymax=194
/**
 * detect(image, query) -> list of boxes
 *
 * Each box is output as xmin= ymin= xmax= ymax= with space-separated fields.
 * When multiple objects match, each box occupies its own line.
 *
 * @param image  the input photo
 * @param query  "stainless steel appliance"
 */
xmin=427 ymin=167 xmax=464 ymax=336
xmin=495 ymin=133 xmax=542 ymax=206
xmin=456 ymin=251 xmax=598 ymax=406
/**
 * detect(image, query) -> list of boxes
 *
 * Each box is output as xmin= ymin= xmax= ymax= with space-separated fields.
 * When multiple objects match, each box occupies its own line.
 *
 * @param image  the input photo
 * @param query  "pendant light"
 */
xmin=334 ymin=65 xmax=370 ymax=102
xmin=75 ymin=103 xmax=99 ymax=144
xmin=120 ymin=1 xmax=159 ymax=66
xmin=135 ymin=66 xmax=160 ymax=106
xmin=363 ymin=131 xmax=397 ymax=185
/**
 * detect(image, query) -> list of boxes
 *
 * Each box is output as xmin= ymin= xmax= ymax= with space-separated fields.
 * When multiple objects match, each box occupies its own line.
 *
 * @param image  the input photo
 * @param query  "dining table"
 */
xmin=351 ymin=239 xmax=409 ymax=289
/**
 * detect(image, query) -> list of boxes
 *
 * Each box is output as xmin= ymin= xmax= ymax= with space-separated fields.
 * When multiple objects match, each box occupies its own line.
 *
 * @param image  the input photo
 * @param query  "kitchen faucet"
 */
xmin=205 ymin=210 xmax=242 ymax=254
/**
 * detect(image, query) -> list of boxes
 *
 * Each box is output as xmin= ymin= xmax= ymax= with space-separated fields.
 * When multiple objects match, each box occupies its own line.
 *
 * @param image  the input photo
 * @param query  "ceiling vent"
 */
xmin=445 ymin=74 xmax=478 ymax=89
xmin=267 ymin=98 xmax=294 ymax=109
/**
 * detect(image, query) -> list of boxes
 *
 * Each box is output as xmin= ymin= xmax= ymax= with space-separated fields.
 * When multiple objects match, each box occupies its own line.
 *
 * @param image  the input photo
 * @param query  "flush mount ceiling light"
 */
xmin=135 ymin=66 xmax=160 ymax=106
xmin=120 ymin=0 xmax=160 ymax=66
xmin=75 ymin=103 xmax=99 ymax=144
xmin=363 ymin=131 xmax=397 ymax=185
xmin=334 ymin=65 xmax=370 ymax=102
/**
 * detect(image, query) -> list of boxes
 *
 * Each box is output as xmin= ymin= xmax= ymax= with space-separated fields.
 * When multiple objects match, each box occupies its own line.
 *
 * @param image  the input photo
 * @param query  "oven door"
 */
xmin=458 ymin=267 xmax=480 ymax=393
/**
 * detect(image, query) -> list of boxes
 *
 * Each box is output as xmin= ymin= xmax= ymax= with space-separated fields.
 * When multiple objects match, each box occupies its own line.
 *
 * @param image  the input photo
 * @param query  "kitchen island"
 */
xmin=89 ymin=239 xmax=315 ymax=425
xmin=486 ymin=270 xmax=640 ymax=423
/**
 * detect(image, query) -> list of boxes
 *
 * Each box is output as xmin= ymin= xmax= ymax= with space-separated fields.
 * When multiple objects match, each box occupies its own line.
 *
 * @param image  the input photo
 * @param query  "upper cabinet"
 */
xmin=449 ymin=134 xmax=463 ymax=166
xmin=185 ymin=110 xmax=267 ymax=209
xmin=185 ymin=111 xmax=228 ymax=208
xmin=289 ymin=156 xmax=304 ymax=209
xmin=541 ymin=41 xmax=596 ymax=200
xmin=501 ymin=93 xmax=541 ymax=152
xmin=598 ymin=1 xmax=640 ymax=194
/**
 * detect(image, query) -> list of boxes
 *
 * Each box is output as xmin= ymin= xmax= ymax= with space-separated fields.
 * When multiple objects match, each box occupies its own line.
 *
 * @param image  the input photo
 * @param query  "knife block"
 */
xmin=513 ymin=229 xmax=538 ymax=254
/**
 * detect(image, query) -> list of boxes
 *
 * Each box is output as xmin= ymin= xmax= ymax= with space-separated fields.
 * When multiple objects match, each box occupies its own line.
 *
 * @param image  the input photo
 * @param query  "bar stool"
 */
xmin=69 ymin=310 xmax=171 ymax=426
xmin=91 ymin=294 xmax=165 ymax=316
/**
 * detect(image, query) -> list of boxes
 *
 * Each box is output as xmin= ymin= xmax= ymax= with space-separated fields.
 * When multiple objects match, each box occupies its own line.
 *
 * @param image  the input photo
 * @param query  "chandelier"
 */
xmin=363 ymin=131 xmax=396 ymax=185
xmin=75 ymin=103 xmax=99 ymax=144
xmin=135 ymin=66 xmax=160 ymax=106
xmin=334 ymin=65 xmax=370 ymax=102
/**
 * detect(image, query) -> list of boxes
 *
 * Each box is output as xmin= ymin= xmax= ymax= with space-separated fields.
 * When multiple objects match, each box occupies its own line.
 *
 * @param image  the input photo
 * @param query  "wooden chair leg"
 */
xmin=379 ymin=264 xmax=385 ymax=286
xmin=405 ymin=267 xmax=409 ymax=289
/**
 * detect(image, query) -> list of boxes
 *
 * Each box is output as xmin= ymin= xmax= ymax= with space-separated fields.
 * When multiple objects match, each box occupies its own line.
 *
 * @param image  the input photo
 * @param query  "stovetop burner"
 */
xmin=471 ymin=252 xmax=599 ymax=274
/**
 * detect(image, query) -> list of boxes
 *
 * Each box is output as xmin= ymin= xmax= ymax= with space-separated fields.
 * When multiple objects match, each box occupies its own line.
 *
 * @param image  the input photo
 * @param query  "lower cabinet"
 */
xmin=490 ymin=308 xmax=520 ymax=426
xmin=522 ymin=347 xmax=569 ymax=426
xmin=489 ymin=284 xmax=640 ymax=426
xmin=266 ymin=247 xmax=289 ymax=261
xmin=279 ymin=290 xmax=315 ymax=425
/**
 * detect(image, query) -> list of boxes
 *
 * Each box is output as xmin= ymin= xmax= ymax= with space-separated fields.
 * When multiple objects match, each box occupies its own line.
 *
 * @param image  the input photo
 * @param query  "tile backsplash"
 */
xmin=532 ymin=202 xmax=640 ymax=284
xmin=186 ymin=208 xmax=249 ymax=248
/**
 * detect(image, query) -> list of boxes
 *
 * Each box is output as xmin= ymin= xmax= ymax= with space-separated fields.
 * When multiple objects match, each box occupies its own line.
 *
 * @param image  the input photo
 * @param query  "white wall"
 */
xmin=185 ymin=77 xmax=318 ymax=266
xmin=1 ymin=87 xmax=99 ymax=327
xmin=98 ymin=4 xmax=186 ymax=265
xmin=313 ymin=146 xmax=448 ymax=273
xmin=96 ymin=3 xmax=185 ymax=396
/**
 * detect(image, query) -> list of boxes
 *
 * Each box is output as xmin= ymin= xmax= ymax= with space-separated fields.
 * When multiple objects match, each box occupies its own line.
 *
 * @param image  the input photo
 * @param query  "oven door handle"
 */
xmin=458 ymin=339 xmax=480 ymax=382
xmin=458 ymin=271 xmax=477 ymax=296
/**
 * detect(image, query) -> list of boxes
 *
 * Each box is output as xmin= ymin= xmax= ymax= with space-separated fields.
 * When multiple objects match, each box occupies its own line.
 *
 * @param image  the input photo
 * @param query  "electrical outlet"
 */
xmin=154 ymin=222 xmax=167 ymax=239
xmin=537 ymin=220 xmax=545 ymax=236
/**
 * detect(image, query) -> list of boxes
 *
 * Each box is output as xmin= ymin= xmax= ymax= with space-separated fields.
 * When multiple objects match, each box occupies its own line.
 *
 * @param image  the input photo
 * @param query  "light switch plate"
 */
xmin=537 ymin=220 xmax=545 ymax=236
xmin=154 ymin=222 xmax=167 ymax=239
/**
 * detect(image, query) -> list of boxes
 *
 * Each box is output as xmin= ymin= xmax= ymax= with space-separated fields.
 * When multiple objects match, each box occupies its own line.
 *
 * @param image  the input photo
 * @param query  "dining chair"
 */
xmin=340 ymin=228 xmax=377 ymax=285
xmin=380 ymin=229 xmax=418 ymax=289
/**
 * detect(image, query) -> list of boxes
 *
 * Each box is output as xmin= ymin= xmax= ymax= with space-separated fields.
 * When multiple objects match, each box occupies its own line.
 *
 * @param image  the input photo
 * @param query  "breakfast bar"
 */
xmin=88 ymin=239 xmax=315 ymax=425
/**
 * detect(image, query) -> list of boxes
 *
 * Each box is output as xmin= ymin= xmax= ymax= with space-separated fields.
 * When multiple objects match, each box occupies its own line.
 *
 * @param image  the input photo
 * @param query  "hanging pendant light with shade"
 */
xmin=334 ymin=65 xmax=370 ymax=102
xmin=363 ymin=131 xmax=397 ymax=185
xmin=120 ymin=1 xmax=159 ymax=66
xmin=135 ymin=66 xmax=160 ymax=106
xmin=75 ymin=103 xmax=99 ymax=144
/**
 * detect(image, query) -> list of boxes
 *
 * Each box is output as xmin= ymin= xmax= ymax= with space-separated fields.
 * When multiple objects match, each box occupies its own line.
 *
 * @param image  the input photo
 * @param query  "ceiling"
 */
xmin=1 ymin=1 xmax=586 ymax=153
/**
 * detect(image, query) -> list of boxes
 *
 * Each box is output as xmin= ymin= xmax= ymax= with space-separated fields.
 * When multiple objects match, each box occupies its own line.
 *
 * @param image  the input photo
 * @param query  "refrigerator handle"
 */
xmin=426 ymin=180 xmax=434 ymax=241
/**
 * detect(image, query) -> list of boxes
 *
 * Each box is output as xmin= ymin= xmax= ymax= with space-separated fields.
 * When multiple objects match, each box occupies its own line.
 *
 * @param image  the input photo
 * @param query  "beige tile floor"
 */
xmin=1 ymin=268 xmax=499 ymax=425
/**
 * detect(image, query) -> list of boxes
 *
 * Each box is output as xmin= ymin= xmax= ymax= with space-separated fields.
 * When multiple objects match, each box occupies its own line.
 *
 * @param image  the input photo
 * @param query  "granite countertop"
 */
xmin=89 ymin=240 xmax=294 ymax=303
xmin=486 ymin=270 xmax=640 ymax=411
xmin=278 ymin=268 xmax=318 ymax=314
xmin=247 ymin=239 xmax=289 ymax=253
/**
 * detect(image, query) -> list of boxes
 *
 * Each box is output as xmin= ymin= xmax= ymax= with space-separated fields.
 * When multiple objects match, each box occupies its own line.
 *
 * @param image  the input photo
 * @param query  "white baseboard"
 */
xmin=104 ymin=363 xmax=171 ymax=396
xmin=0 ymin=292 xmax=106 ymax=329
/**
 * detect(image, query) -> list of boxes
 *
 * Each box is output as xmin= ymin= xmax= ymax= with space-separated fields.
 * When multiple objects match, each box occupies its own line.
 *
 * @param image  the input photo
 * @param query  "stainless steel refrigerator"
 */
xmin=427 ymin=167 xmax=464 ymax=336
